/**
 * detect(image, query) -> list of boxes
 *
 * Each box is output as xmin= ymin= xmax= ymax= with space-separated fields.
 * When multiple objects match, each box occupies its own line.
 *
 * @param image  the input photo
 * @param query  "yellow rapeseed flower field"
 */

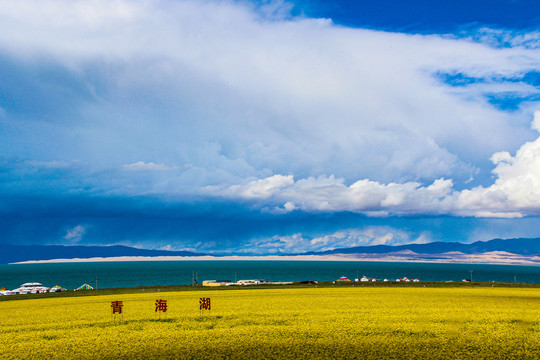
xmin=0 ymin=287 xmax=539 ymax=359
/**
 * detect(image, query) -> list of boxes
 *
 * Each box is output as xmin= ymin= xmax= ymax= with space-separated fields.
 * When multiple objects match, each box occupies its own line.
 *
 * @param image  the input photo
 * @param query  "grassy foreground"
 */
xmin=1 ymin=286 xmax=539 ymax=359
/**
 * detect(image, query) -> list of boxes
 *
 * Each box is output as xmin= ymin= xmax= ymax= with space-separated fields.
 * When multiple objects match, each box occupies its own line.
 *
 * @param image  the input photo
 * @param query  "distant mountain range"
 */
xmin=0 ymin=244 xmax=207 ymax=264
xmin=302 ymin=238 xmax=540 ymax=256
xmin=0 ymin=238 xmax=538 ymax=264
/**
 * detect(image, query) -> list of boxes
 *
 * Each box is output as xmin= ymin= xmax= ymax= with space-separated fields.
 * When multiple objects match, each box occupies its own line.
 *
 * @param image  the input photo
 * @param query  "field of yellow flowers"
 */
xmin=1 ymin=286 xmax=538 ymax=359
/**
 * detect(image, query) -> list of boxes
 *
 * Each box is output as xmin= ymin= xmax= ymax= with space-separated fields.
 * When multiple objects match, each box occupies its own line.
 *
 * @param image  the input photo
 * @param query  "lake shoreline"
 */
xmin=12 ymin=251 xmax=540 ymax=266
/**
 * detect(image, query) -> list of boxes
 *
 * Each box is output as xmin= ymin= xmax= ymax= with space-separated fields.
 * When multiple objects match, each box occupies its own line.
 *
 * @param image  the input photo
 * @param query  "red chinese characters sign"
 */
xmin=199 ymin=297 xmax=211 ymax=311
xmin=155 ymin=299 xmax=167 ymax=313
xmin=111 ymin=300 xmax=123 ymax=314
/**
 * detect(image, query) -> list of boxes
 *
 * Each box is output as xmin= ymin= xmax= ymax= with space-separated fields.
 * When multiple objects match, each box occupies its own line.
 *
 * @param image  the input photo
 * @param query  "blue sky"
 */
xmin=294 ymin=0 xmax=540 ymax=33
xmin=0 ymin=0 xmax=539 ymax=254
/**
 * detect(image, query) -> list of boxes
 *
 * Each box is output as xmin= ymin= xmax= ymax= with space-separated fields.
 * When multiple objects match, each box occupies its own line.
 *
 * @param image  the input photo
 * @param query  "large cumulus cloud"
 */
xmin=1 ymin=0 xmax=540 ymax=253
xmin=1 ymin=0 xmax=539 ymax=193
xmin=211 ymin=112 xmax=540 ymax=218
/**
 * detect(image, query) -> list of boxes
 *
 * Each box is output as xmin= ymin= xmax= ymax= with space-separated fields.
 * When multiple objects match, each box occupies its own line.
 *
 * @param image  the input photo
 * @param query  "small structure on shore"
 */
xmin=356 ymin=276 xmax=380 ymax=282
xmin=49 ymin=285 xmax=67 ymax=292
xmin=2 ymin=282 xmax=50 ymax=295
xmin=235 ymin=279 xmax=270 ymax=285
xmin=202 ymin=280 xmax=232 ymax=287
xmin=395 ymin=277 xmax=420 ymax=282
xmin=75 ymin=283 xmax=94 ymax=291
xmin=337 ymin=276 xmax=351 ymax=282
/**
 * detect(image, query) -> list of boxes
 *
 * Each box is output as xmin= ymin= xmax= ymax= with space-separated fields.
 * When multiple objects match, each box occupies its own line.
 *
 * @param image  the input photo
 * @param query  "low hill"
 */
xmin=1 ymin=238 xmax=538 ymax=264
xmin=302 ymin=238 xmax=540 ymax=256
xmin=0 ymin=244 xmax=207 ymax=264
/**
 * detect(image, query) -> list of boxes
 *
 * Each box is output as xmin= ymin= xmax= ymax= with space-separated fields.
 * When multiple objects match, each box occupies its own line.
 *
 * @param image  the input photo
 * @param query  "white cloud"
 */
xmin=461 ymin=28 xmax=540 ymax=49
xmin=210 ymin=112 xmax=540 ymax=218
xmin=123 ymin=161 xmax=174 ymax=171
xmin=237 ymin=227 xmax=416 ymax=254
xmin=0 ymin=0 xmax=539 ymax=209
xmin=409 ymin=232 xmax=433 ymax=245
xmin=532 ymin=110 xmax=540 ymax=132
xmin=211 ymin=174 xmax=455 ymax=214
xmin=64 ymin=225 xmax=86 ymax=243
xmin=455 ymin=111 xmax=540 ymax=216
xmin=26 ymin=160 xmax=74 ymax=169
xmin=219 ymin=174 xmax=294 ymax=199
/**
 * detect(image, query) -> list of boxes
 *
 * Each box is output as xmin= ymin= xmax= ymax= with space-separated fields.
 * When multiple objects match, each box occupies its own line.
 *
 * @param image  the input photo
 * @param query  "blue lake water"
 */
xmin=0 ymin=261 xmax=539 ymax=290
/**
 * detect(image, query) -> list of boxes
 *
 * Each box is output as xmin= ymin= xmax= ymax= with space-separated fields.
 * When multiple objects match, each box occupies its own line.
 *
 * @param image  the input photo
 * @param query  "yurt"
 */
xmin=75 ymin=284 xmax=94 ymax=291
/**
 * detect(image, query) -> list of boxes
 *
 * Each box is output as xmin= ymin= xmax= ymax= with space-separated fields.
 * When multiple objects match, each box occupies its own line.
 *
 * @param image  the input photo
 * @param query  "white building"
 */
xmin=3 ymin=282 xmax=50 ymax=295
xmin=236 ymin=279 xmax=270 ymax=285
